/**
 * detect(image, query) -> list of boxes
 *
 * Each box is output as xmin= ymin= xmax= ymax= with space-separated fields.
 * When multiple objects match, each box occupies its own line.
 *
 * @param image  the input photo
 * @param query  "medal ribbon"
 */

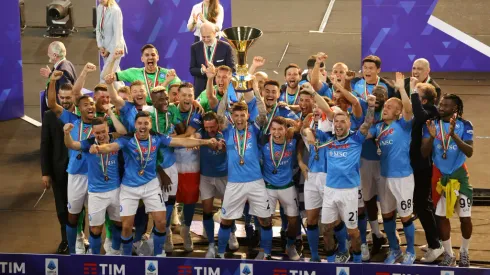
xmin=135 ymin=134 xmax=152 ymax=171
xmin=375 ymin=123 xmax=390 ymax=147
xmin=225 ymin=112 xmax=234 ymax=125
xmin=155 ymin=110 xmax=169 ymax=134
xmin=234 ymin=123 xmax=248 ymax=160
xmin=269 ymin=136 xmax=287 ymax=170
xmin=143 ymin=67 xmax=160 ymax=94
xmin=78 ymin=122 xmax=92 ymax=141
xmin=288 ymin=87 xmax=300 ymax=105
xmin=185 ymin=105 xmax=194 ymax=127
xmin=438 ymin=120 xmax=452 ymax=156
xmin=96 ymin=139 xmax=109 ymax=177
xmin=363 ymin=76 xmax=380 ymax=100
xmin=425 ymin=76 xmax=431 ymax=83
xmin=203 ymin=43 xmax=217 ymax=65
xmin=263 ymin=104 xmax=279 ymax=134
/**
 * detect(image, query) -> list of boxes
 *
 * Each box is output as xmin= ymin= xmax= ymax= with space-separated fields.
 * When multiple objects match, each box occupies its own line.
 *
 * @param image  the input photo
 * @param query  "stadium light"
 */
xmin=46 ymin=0 xmax=75 ymax=37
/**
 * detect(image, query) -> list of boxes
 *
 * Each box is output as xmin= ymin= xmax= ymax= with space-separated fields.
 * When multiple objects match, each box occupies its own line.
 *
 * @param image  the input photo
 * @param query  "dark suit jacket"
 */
xmin=403 ymin=77 xmax=442 ymax=104
xmin=41 ymin=110 xmax=69 ymax=183
xmin=190 ymin=40 xmax=235 ymax=96
xmin=41 ymin=60 xmax=77 ymax=119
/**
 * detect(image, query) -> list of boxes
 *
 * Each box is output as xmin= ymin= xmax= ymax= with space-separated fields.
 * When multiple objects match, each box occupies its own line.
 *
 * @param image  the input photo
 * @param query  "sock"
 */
xmin=66 ymin=222 xmax=78 ymax=254
xmin=111 ymin=224 xmax=122 ymax=251
xmin=89 ymin=231 xmax=102 ymax=254
xmin=165 ymin=199 xmax=175 ymax=228
xmin=297 ymin=216 xmax=302 ymax=237
xmin=287 ymin=236 xmax=295 ymax=248
xmin=442 ymin=238 xmax=454 ymax=257
xmin=326 ymin=250 xmax=336 ymax=263
xmin=152 ymin=227 xmax=167 ymax=256
xmin=353 ymin=251 xmax=362 ymax=263
xmin=243 ymin=203 xmax=252 ymax=226
xmin=279 ymin=206 xmax=288 ymax=231
xmin=231 ymin=220 xmax=237 ymax=233
xmin=383 ymin=216 xmax=400 ymax=251
xmin=253 ymin=216 xmax=260 ymax=230
xmin=358 ymin=213 xmax=368 ymax=244
xmin=104 ymin=214 xmax=113 ymax=239
xmin=77 ymin=209 xmax=85 ymax=235
xmin=203 ymin=213 xmax=215 ymax=244
xmin=183 ymin=204 xmax=196 ymax=227
xmin=306 ymin=224 xmax=320 ymax=260
xmin=461 ymin=237 xmax=471 ymax=252
xmin=334 ymin=222 xmax=348 ymax=253
xmin=218 ymin=223 xmax=232 ymax=254
xmin=369 ymin=220 xmax=383 ymax=238
xmin=134 ymin=206 xmax=148 ymax=242
xmin=261 ymin=225 xmax=273 ymax=255
xmin=121 ymin=235 xmax=133 ymax=256
xmin=402 ymin=220 xmax=415 ymax=254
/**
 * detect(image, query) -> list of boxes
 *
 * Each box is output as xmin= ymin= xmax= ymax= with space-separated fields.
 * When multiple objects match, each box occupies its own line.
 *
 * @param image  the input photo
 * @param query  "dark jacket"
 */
xmin=410 ymin=93 xmax=439 ymax=170
xmin=189 ymin=40 xmax=235 ymax=96
xmin=403 ymin=77 xmax=442 ymax=104
xmin=41 ymin=59 xmax=77 ymax=119
xmin=41 ymin=110 xmax=69 ymax=182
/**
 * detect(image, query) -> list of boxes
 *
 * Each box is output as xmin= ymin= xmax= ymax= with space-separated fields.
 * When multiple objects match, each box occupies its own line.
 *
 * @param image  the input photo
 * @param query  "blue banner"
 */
xmin=0 ymin=253 xmax=487 ymax=275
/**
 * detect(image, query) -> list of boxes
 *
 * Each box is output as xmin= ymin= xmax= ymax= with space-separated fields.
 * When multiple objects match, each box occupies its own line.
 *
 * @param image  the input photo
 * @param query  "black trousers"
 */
xmin=51 ymin=172 xmax=69 ymax=242
xmin=413 ymin=166 xmax=440 ymax=249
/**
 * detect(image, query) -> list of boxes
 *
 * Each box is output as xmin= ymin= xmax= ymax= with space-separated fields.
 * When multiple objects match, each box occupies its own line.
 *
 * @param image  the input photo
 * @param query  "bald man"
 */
xmin=402 ymin=58 xmax=442 ymax=105
xmin=190 ymin=22 xmax=235 ymax=98
xmin=40 ymin=41 xmax=77 ymax=119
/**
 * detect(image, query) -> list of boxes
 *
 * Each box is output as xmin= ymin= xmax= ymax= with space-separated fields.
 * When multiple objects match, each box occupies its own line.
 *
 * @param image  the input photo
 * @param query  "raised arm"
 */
xmin=253 ymin=78 xmax=268 ymax=127
xmin=395 ymin=72 xmax=413 ymax=121
xmin=302 ymin=82 xmax=334 ymax=120
xmin=104 ymin=104 xmax=127 ymax=135
xmin=216 ymin=84 xmax=230 ymax=130
xmin=359 ymin=95 xmax=376 ymax=136
xmin=73 ymin=63 xmax=97 ymax=99
xmin=47 ymin=71 xmax=65 ymax=117
xmin=410 ymin=81 xmax=429 ymax=123
xmin=203 ymin=63 xmax=219 ymax=110
xmin=104 ymin=74 xmax=126 ymax=110
xmin=421 ymin=120 xmax=436 ymax=159
xmin=333 ymin=80 xmax=362 ymax=118
xmin=92 ymin=142 xmax=121 ymax=154
xmin=248 ymin=56 xmax=265 ymax=75
xmin=101 ymin=50 xmax=124 ymax=79
xmin=311 ymin=53 xmax=327 ymax=92
xmin=63 ymin=123 xmax=81 ymax=151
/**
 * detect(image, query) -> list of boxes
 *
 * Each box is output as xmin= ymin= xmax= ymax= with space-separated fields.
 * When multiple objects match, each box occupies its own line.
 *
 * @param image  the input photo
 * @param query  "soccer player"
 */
xmin=63 ymin=115 xmax=126 ymax=255
xmin=46 ymin=71 xmax=96 ymax=254
xmin=168 ymin=84 xmax=180 ymax=104
xmin=308 ymin=53 xmax=333 ymax=98
xmin=421 ymin=94 xmax=473 ymax=267
xmin=279 ymin=63 xmax=303 ymax=113
xmin=261 ymin=116 xmax=301 ymax=260
xmin=105 ymin=45 xmax=181 ymax=105
xmin=261 ymin=80 xmax=299 ymax=135
xmin=304 ymin=94 xmax=377 ymax=263
xmin=254 ymin=71 xmax=268 ymax=96
xmin=215 ymin=79 xmax=273 ymax=259
xmin=404 ymin=58 xmax=442 ymax=104
xmin=366 ymin=72 xmax=416 ymax=264
xmin=89 ymin=111 xmax=217 ymax=256
xmin=198 ymin=64 xmax=233 ymax=112
xmin=359 ymin=85 xmax=389 ymax=260
xmin=352 ymin=55 xmax=395 ymax=99
xmin=146 ymin=86 xmax=185 ymax=253
xmin=194 ymin=112 xmax=229 ymax=258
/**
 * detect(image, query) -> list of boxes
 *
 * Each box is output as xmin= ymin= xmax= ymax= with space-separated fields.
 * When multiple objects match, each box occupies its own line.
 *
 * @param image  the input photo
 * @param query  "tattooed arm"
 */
xmin=359 ymin=95 xmax=376 ymax=137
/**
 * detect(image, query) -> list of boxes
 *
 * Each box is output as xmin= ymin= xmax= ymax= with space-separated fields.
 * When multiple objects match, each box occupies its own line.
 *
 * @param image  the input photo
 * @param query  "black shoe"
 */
xmin=280 ymin=230 xmax=287 ymax=250
xmin=371 ymin=234 xmax=387 ymax=255
xmin=56 ymin=241 xmax=69 ymax=254
xmin=295 ymin=238 xmax=304 ymax=257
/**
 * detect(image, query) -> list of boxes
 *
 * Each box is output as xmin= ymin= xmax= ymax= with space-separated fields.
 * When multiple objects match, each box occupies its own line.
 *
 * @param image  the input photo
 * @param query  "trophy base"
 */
xmin=231 ymin=74 xmax=254 ymax=92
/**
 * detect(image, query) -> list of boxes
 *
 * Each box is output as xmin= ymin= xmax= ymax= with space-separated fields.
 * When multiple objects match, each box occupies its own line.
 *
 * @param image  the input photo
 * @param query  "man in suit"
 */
xmin=190 ymin=22 xmax=235 ymax=98
xmin=404 ymin=58 xmax=442 ymax=105
xmin=40 ymin=83 xmax=76 ymax=254
xmin=39 ymin=41 xmax=77 ymax=119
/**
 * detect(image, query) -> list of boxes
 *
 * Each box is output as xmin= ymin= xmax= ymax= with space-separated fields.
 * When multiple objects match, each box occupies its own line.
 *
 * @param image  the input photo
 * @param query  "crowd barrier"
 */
xmin=0 ymin=253 xmax=486 ymax=275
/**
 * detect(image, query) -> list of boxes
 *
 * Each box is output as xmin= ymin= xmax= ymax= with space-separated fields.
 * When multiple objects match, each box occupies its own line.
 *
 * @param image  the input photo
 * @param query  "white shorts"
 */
xmin=436 ymin=193 xmax=472 ymax=218
xmin=221 ymin=179 xmax=271 ymax=220
xmin=321 ymin=186 xmax=359 ymax=229
xmin=266 ymin=185 xmax=299 ymax=217
xmin=360 ymin=158 xmax=384 ymax=201
xmin=159 ymin=164 xmax=179 ymax=202
xmin=119 ymin=178 xmax=166 ymax=217
xmin=88 ymin=188 xmax=121 ymax=226
xmin=67 ymin=174 xmax=88 ymax=214
xmin=200 ymin=175 xmax=227 ymax=200
xmin=304 ymin=172 xmax=326 ymax=210
xmin=379 ymin=174 xmax=415 ymax=217
xmin=358 ymin=188 xmax=365 ymax=208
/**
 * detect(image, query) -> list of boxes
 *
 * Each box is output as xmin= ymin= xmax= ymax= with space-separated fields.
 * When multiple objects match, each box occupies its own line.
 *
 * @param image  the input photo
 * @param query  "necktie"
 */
xmin=207 ymin=46 xmax=212 ymax=61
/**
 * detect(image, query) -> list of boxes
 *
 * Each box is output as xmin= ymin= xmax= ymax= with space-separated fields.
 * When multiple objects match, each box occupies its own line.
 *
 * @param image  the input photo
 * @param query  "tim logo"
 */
xmin=336 ymin=267 xmax=349 ymax=275
xmin=83 ymin=263 xmax=125 ymax=275
xmin=441 ymin=272 xmax=454 ymax=275
xmin=177 ymin=266 xmax=220 ymax=275
xmin=240 ymin=263 xmax=253 ymax=275
xmin=273 ymin=269 xmax=316 ymax=275
xmin=45 ymin=258 xmax=58 ymax=275
xmin=0 ymin=262 xmax=25 ymax=274
xmin=145 ymin=260 xmax=157 ymax=275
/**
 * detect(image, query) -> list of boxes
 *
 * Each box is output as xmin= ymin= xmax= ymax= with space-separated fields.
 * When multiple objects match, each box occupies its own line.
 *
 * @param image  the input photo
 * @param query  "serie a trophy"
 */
xmin=222 ymin=26 xmax=263 ymax=92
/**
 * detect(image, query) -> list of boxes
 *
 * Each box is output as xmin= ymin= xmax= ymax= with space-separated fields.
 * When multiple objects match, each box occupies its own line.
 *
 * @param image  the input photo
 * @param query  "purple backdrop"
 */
xmin=116 ymin=0 xmax=232 ymax=82
xmin=362 ymin=0 xmax=490 ymax=71
xmin=0 ymin=0 xmax=24 ymax=121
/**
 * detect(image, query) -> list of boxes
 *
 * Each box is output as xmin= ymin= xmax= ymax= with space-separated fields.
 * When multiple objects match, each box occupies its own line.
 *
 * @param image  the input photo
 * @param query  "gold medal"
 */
xmin=442 ymin=152 xmax=447 ymax=159
xmin=239 ymin=157 xmax=245 ymax=166
xmin=139 ymin=170 xmax=145 ymax=176
xmin=377 ymin=147 xmax=382 ymax=156
xmin=104 ymin=175 xmax=109 ymax=182
xmin=76 ymin=153 xmax=82 ymax=160
xmin=314 ymin=154 xmax=320 ymax=161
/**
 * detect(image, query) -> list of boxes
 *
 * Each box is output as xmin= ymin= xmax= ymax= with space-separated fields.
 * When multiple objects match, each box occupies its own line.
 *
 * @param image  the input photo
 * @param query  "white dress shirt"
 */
xmin=187 ymin=2 xmax=224 ymax=38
